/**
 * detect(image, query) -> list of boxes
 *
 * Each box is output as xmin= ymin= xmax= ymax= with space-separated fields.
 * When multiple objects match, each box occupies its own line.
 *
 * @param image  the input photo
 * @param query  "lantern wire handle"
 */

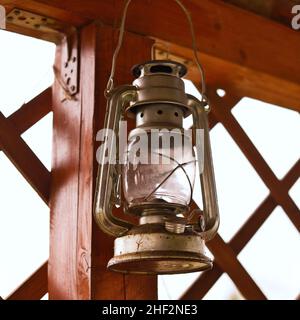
xmin=105 ymin=0 xmax=207 ymax=101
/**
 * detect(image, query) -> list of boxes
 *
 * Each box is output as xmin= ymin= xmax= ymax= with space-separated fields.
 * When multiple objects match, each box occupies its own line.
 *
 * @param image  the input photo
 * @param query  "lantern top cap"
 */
xmin=132 ymin=60 xmax=187 ymax=79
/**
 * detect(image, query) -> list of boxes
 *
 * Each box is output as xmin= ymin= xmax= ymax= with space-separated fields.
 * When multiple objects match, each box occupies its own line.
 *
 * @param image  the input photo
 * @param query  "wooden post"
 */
xmin=49 ymin=23 xmax=157 ymax=300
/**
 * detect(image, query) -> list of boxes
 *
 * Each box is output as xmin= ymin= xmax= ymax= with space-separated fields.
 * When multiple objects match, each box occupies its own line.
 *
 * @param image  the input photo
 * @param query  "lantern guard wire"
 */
xmin=143 ymin=153 xmax=195 ymax=206
xmin=105 ymin=0 xmax=207 ymax=101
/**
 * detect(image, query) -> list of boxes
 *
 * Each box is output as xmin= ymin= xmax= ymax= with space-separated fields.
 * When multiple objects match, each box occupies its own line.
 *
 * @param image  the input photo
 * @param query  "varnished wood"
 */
xmin=182 ymin=198 xmax=276 ymax=300
xmin=33 ymin=0 xmax=300 ymax=84
xmin=1 ymin=0 xmax=87 ymax=26
xmin=7 ymin=262 xmax=47 ymax=300
xmin=0 ymin=112 xmax=50 ymax=204
xmin=1 ymin=0 xmax=300 ymax=94
xmin=8 ymin=87 xmax=52 ymax=135
xmin=222 ymin=0 xmax=297 ymax=28
xmin=49 ymin=27 xmax=91 ymax=300
xmin=155 ymin=42 xmax=300 ymax=113
xmin=49 ymin=23 xmax=157 ymax=300
xmin=207 ymin=234 xmax=267 ymax=300
xmin=91 ymin=24 xmax=157 ymax=300
xmin=0 ymin=0 xmax=298 ymax=301
xmin=181 ymin=144 xmax=300 ymax=300
xmin=209 ymin=89 xmax=300 ymax=233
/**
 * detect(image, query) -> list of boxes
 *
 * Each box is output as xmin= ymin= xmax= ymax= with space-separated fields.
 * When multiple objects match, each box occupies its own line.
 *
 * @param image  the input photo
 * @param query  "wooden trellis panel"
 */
xmin=7 ymin=262 xmax=47 ymax=300
xmin=0 ymin=0 xmax=299 ymax=301
xmin=181 ymin=90 xmax=300 ymax=300
xmin=0 ymin=90 xmax=52 ymax=299
xmin=182 ymin=160 xmax=299 ymax=299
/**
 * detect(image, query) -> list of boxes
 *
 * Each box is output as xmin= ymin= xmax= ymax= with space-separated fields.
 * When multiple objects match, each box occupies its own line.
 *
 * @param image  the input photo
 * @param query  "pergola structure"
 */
xmin=0 ymin=0 xmax=299 ymax=300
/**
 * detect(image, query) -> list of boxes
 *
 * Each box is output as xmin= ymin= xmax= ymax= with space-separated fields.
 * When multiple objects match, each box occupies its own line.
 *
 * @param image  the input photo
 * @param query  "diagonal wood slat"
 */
xmin=0 ymin=112 xmax=50 ymax=204
xmin=7 ymin=262 xmax=47 ymax=300
xmin=7 ymin=87 xmax=52 ymax=135
xmin=209 ymin=90 xmax=300 ymax=232
xmin=207 ymin=234 xmax=267 ymax=299
xmin=182 ymin=198 xmax=276 ymax=300
xmin=0 ymin=87 xmax=52 ymax=153
xmin=181 ymin=137 xmax=300 ymax=300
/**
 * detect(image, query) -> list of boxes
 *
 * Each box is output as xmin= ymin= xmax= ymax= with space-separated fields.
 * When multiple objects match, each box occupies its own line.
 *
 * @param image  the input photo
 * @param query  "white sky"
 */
xmin=0 ymin=30 xmax=299 ymax=300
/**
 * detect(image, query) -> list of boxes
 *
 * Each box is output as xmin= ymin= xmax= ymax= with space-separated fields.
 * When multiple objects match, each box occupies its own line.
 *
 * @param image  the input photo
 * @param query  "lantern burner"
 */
xmin=108 ymin=223 xmax=212 ymax=274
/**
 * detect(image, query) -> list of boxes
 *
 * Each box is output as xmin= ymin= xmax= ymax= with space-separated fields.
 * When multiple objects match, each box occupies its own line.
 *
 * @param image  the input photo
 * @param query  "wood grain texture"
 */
xmin=155 ymin=41 xmax=300 ymax=113
xmin=0 ymin=112 xmax=50 ymax=204
xmin=222 ymin=0 xmax=297 ymax=28
xmin=208 ymin=234 xmax=267 ymax=300
xmin=91 ymin=24 xmax=157 ymax=300
xmin=49 ymin=23 xmax=157 ymax=300
xmin=181 ymin=126 xmax=300 ymax=300
xmin=182 ymin=197 xmax=277 ymax=300
xmin=7 ymin=262 xmax=47 ymax=300
xmin=2 ymin=0 xmax=299 ymax=87
xmin=8 ymin=87 xmax=52 ymax=135
xmin=209 ymin=89 xmax=300 ymax=233
xmin=49 ymin=39 xmax=86 ymax=299
xmin=1 ymin=0 xmax=87 ymax=26
xmin=2 ymin=0 xmax=300 ymax=114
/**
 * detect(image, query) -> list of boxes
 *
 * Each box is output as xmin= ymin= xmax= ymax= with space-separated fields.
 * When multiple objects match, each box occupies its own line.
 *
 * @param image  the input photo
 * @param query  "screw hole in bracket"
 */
xmin=216 ymin=88 xmax=226 ymax=98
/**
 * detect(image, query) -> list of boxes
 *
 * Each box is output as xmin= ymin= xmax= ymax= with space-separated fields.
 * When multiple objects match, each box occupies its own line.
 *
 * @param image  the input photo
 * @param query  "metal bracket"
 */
xmin=6 ymin=8 xmax=79 ymax=95
xmin=61 ymin=31 xmax=79 ymax=96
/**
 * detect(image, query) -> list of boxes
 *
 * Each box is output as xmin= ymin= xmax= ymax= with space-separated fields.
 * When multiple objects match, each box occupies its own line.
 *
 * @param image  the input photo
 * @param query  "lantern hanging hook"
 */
xmin=105 ymin=0 xmax=207 ymax=101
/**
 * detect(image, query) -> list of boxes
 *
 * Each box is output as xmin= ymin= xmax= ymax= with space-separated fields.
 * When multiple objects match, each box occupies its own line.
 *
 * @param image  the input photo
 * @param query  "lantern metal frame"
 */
xmin=94 ymin=60 xmax=220 ymax=274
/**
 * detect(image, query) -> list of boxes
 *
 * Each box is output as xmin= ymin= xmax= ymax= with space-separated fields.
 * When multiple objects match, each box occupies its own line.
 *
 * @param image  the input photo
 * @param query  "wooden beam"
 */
xmin=91 ymin=24 xmax=157 ymax=301
xmin=209 ymin=89 xmax=300 ymax=233
xmin=49 ymin=23 xmax=157 ymax=300
xmin=181 ymin=152 xmax=300 ymax=300
xmin=7 ymin=262 xmax=47 ymax=300
xmin=207 ymin=234 xmax=267 ymax=300
xmin=229 ymin=197 xmax=277 ymax=254
xmin=8 ymin=87 xmax=52 ymax=135
xmin=6 ymin=0 xmax=298 ymax=88
xmin=222 ymin=0 xmax=297 ymax=28
xmin=182 ymin=198 xmax=276 ymax=300
xmin=3 ymin=0 xmax=300 ymax=112
xmin=155 ymin=42 xmax=300 ymax=113
xmin=0 ymin=112 xmax=50 ymax=204
xmin=1 ymin=0 xmax=87 ymax=26
xmin=49 ymin=27 xmax=90 ymax=299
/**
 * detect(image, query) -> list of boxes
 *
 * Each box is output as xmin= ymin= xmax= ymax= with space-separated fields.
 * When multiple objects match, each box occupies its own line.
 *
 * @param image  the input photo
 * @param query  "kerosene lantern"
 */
xmin=94 ymin=0 xmax=220 ymax=275
xmin=94 ymin=59 xmax=220 ymax=274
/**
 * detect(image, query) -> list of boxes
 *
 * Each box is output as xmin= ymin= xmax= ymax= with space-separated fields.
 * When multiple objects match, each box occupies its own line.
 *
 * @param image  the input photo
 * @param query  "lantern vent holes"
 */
xmin=140 ymin=113 xmax=144 ymax=118
xmin=150 ymin=65 xmax=173 ymax=74
xmin=157 ymin=110 xmax=163 ymax=115
xmin=174 ymin=112 xmax=179 ymax=117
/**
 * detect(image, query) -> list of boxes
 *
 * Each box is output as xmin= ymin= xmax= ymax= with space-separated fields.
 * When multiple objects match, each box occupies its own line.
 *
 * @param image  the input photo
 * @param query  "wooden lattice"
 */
xmin=182 ymin=88 xmax=300 ymax=300
xmin=0 ymin=89 xmax=51 ymax=300
xmin=0 ymin=0 xmax=299 ymax=301
xmin=1 ymin=82 xmax=299 ymax=300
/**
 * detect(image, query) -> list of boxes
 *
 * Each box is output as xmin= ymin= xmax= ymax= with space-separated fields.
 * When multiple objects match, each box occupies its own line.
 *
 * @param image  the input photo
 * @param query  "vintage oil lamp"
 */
xmin=94 ymin=0 xmax=220 ymax=275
